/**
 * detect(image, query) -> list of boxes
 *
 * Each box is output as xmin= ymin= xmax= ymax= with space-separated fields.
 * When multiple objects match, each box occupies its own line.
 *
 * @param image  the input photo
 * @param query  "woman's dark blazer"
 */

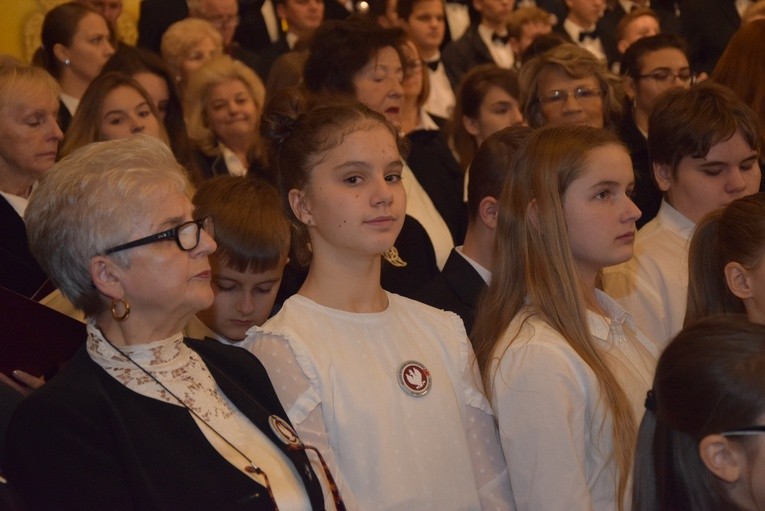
xmin=5 ymin=338 xmax=326 ymax=511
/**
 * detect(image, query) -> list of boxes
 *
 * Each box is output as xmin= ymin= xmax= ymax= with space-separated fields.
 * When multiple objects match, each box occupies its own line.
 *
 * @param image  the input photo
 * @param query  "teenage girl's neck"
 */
xmin=578 ymin=267 xmax=608 ymax=317
xmin=298 ymin=254 xmax=389 ymax=313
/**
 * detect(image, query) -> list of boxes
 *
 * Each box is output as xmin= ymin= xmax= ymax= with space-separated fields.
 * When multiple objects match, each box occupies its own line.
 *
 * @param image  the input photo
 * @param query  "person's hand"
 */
xmin=0 ymin=370 xmax=45 ymax=397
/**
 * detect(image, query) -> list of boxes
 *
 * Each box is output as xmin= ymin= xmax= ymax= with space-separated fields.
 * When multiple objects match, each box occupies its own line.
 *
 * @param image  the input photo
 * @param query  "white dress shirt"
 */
xmin=489 ymin=290 xmax=657 ymax=510
xmin=603 ymin=199 xmax=696 ymax=349
xmin=477 ymin=23 xmax=515 ymax=69
xmin=563 ymin=18 xmax=606 ymax=62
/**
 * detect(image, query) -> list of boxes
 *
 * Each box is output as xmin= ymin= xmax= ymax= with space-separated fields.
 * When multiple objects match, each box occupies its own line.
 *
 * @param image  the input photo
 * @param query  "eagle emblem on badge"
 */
xmin=398 ymin=361 xmax=432 ymax=397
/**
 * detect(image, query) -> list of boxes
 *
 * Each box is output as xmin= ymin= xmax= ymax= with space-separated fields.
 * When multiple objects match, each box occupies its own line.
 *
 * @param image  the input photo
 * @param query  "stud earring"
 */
xmin=64 ymin=58 xmax=70 ymax=66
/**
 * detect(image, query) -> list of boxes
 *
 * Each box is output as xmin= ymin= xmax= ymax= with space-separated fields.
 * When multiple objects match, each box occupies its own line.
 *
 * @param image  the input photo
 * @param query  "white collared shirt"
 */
xmin=477 ymin=23 xmax=515 ymax=69
xmin=563 ymin=17 xmax=606 ymax=62
xmin=60 ymin=92 xmax=79 ymax=117
xmin=219 ymin=143 xmax=247 ymax=177
xmin=603 ymin=199 xmax=696 ymax=349
xmin=489 ymin=289 xmax=656 ymax=510
xmin=455 ymin=245 xmax=491 ymax=284
xmin=424 ymin=53 xmax=456 ymax=119
xmin=0 ymin=190 xmax=29 ymax=218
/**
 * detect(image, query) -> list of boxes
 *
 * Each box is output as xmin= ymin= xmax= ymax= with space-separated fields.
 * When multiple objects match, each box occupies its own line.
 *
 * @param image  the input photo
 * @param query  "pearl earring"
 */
xmin=64 ymin=59 xmax=70 ymax=66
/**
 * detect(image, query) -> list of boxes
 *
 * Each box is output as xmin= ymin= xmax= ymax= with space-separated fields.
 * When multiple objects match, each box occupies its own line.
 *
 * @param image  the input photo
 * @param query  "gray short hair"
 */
xmin=25 ymin=135 xmax=191 ymax=316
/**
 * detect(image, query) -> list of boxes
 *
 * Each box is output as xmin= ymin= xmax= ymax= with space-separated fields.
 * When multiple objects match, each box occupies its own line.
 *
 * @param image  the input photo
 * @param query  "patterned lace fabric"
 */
xmin=86 ymin=322 xmax=235 ymax=423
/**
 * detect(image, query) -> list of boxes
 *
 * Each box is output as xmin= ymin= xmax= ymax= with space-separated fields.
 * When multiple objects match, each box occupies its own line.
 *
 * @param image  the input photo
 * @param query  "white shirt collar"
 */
xmin=0 ymin=190 xmax=30 ymax=218
xmin=655 ymin=199 xmax=696 ymax=241
xmin=455 ymin=245 xmax=491 ymax=284
xmin=587 ymin=288 xmax=636 ymax=343
xmin=60 ymin=92 xmax=79 ymax=116
xmin=218 ymin=143 xmax=247 ymax=177
xmin=184 ymin=315 xmax=241 ymax=346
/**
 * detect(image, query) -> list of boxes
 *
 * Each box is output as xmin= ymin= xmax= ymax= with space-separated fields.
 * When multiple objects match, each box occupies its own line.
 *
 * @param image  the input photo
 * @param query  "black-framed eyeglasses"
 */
xmin=637 ymin=68 xmax=694 ymax=84
xmin=537 ymin=87 xmax=604 ymax=105
xmin=104 ymin=216 xmax=215 ymax=255
xmin=721 ymin=425 xmax=765 ymax=437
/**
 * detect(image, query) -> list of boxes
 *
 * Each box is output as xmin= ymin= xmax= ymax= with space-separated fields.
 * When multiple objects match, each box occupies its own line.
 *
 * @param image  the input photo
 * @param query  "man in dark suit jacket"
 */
xmin=679 ymin=0 xmax=746 ymax=74
xmin=597 ymin=0 xmax=682 ymax=68
xmin=415 ymin=125 xmax=532 ymax=334
xmin=442 ymin=0 xmax=516 ymax=90
xmin=138 ymin=0 xmax=276 ymax=54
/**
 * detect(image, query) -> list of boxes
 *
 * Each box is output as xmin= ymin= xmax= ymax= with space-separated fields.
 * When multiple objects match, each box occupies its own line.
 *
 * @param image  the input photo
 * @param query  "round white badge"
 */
xmin=397 ymin=361 xmax=432 ymax=397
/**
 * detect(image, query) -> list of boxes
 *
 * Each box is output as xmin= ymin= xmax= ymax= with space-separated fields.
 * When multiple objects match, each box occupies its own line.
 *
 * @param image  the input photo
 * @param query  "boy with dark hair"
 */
xmin=398 ymin=0 xmax=456 ymax=118
xmin=442 ymin=0 xmax=516 ymax=90
xmin=604 ymin=83 xmax=762 ymax=348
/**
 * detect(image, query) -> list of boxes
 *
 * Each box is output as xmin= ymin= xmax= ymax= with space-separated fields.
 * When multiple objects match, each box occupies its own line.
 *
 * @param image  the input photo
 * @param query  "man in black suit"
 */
xmin=138 ymin=0 xmax=277 ymax=54
xmin=415 ymin=126 xmax=532 ymax=334
xmin=679 ymin=0 xmax=750 ymax=74
xmin=442 ymin=0 xmax=517 ymax=89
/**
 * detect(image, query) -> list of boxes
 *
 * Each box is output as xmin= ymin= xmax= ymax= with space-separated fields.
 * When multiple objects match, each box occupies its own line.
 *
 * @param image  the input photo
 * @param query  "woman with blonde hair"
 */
xmin=184 ymin=56 xmax=269 ymax=183
xmin=58 ymin=72 xmax=168 ymax=158
xmin=0 ymin=63 xmax=62 ymax=298
xmin=160 ymin=18 xmax=223 ymax=92
xmin=472 ymin=124 xmax=657 ymax=510
xmin=520 ymin=43 xmax=622 ymax=130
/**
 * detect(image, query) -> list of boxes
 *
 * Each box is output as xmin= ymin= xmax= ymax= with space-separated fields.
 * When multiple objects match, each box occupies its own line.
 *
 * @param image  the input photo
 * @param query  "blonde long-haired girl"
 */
xmin=472 ymin=124 xmax=658 ymax=510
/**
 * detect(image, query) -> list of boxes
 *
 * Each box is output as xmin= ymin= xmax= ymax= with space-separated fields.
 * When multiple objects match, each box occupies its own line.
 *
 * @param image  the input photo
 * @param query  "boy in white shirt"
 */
xmin=604 ymin=83 xmax=762 ymax=349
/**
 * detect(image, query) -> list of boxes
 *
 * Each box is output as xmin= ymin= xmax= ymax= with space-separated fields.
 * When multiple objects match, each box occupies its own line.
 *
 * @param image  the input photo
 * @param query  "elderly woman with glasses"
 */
xmin=4 ymin=135 xmax=327 ymax=510
xmin=519 ymin=43 xmax=622 ymax=130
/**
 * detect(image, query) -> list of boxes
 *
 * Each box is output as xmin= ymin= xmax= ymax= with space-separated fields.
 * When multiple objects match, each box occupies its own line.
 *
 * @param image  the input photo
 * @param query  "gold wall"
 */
xmin=0 ymin=0 xmax=142 ymax=63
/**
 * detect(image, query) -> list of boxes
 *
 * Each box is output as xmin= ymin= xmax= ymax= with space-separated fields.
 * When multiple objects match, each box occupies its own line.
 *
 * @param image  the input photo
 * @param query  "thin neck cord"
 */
xmin=99 ymin=332 xmax=278 ymax=508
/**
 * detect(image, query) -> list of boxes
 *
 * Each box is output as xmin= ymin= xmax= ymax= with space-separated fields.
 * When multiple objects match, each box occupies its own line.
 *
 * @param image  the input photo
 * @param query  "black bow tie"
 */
xmin=578 ymin=29 xmax=599 ymax=42
xmin=492 ymin=33 xmax=510 ymax=45
xmin=425 ymin=59 xmax=439 ymax=71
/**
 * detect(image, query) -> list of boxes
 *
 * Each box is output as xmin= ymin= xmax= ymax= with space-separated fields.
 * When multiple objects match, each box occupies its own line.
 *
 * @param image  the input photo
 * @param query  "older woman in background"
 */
xmin=520 ymin=43 xmax=621 ymax=130
xmin=5 ymin=135 xmax=326 ymax=510
xmin=184 ymin=56 xmax=269 ymax=183
xmin=0 ymin=64 xmax=62 ymax=298
xmin=161 ymin=18 xmax=223 ymax=94
xmin=58 ymin=72 xmax=168 ymax=158
xmin=36 ymin=2 xmax=115 ymax=132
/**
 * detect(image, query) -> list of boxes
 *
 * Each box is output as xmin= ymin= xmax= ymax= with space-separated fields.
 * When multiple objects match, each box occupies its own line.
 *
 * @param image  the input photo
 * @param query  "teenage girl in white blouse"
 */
xmin=472 ymin=124 xmax=658 ymax=511
xmin=247 ymin=89 xmax=513 ymax=510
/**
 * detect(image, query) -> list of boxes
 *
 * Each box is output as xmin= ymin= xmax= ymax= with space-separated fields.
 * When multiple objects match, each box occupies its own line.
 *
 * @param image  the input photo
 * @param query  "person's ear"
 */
xmin=288 ymin=188 xmax=313 ymax=226
xmin=725 ymin=261 xmax=754 ymax=300
xmin=479 ymin=196 xmax=498 ymax=229
xmin=623 ymin=75 xmax=636 ymax=100
xmin=653 ymin=162 xmax=673 ymax=193
xmin=699 ymin=434 xmax=744 ymax=484
xmin=89 ymin=255 xmax=125 ymax=301
xmin=52 ymin=43 xmax=69 ymax=67
xmin=617 ymin=38 xmax=630 ymax=55
xmin=463 ymin=115 xmax=480 ymax=138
